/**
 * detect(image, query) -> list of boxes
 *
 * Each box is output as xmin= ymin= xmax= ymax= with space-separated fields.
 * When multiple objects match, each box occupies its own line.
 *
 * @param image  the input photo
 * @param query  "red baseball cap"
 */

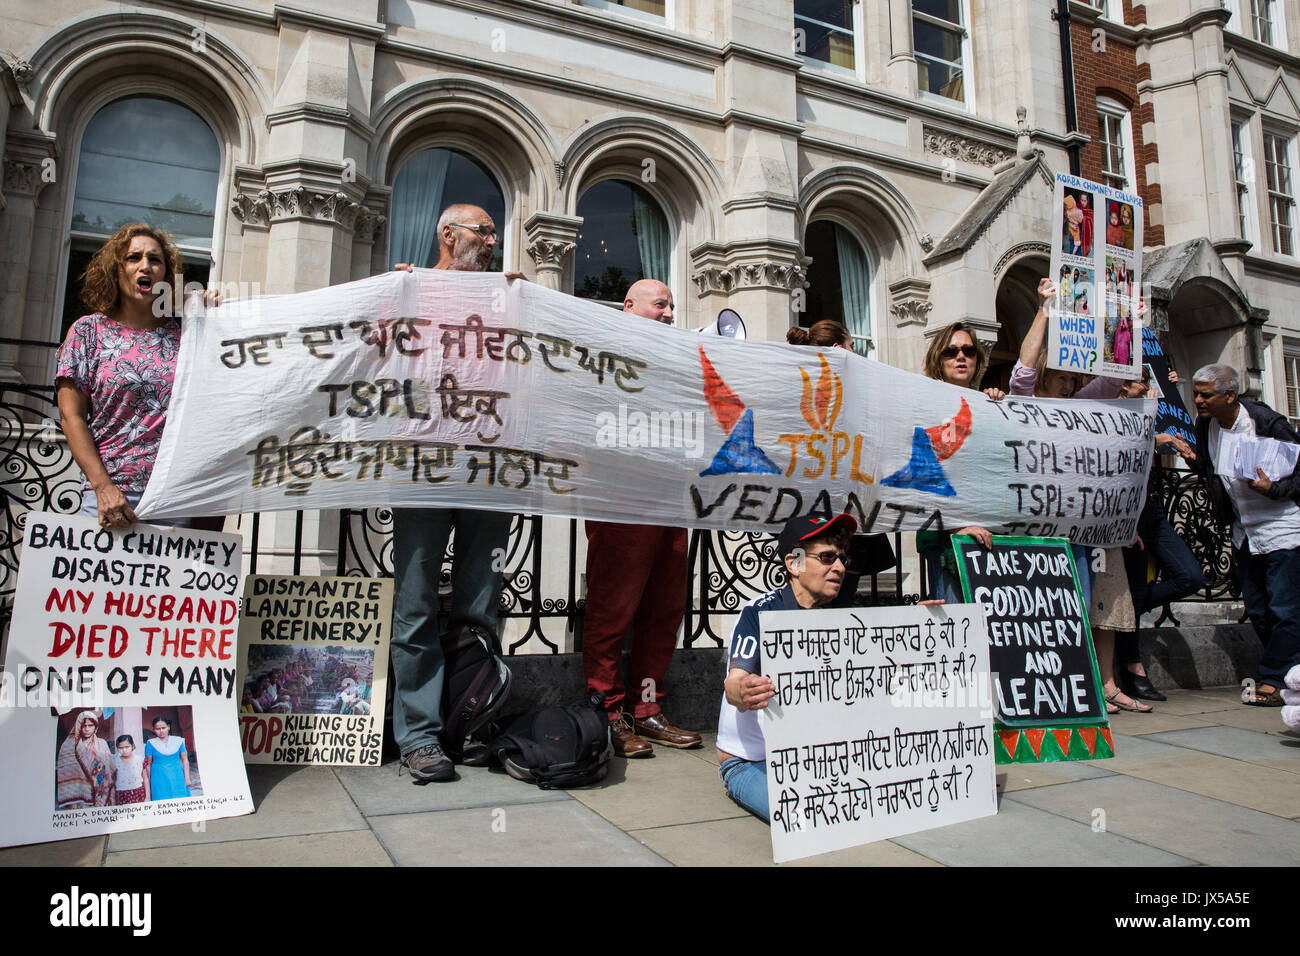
xmin=776 ymin=513 xmax=858 ymax=559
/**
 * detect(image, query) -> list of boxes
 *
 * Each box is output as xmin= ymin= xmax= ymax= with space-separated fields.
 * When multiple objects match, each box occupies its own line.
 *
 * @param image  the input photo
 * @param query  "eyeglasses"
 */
xmin=941 ymin=345 xmax=979 ymax=359
xmin=448 ymin=222 xmax=498 ymax=239
xmin=804 ymin=549 xmax=848 ymax=567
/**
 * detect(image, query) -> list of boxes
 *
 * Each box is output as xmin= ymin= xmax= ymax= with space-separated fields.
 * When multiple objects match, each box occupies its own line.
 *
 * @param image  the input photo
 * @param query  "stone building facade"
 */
xmin=1 ymin=0 xmax=1295 ymax=581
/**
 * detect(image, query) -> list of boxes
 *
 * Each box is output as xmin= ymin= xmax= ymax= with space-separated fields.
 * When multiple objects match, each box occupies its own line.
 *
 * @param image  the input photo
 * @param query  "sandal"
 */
xmin=1242 ymin=685 xmax=1284 ymax=707
xmin=1105 ymin=689 xmax=1152 ymax=713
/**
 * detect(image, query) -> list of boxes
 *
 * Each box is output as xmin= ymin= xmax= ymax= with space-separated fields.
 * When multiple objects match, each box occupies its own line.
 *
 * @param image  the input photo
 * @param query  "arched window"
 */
xmin=574 ymin=180 xmax=671 ymax=305
xmin=802 ymin=220 xmax=872 ymax=354
xmin=63 ymin=96 xmax=221 ymax=332
xmin=389 ymin=147 xmax=505 ymax=270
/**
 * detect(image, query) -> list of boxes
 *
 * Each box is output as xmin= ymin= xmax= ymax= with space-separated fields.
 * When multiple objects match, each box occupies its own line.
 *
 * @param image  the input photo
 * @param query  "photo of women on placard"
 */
xmin=1078 ymin=191 xmax=1095 ymax=256
xmin=1106 ymin=200 xmax=1127 ymax=248
xmin=54 ymin=706 xmax=202 ymax=810
xmin=54 ymin=709 xmax=114 ymax=810
xmin=1111 ymin=314 xmax=1134 ymax=366
xmin=145 ymin=715 xmax=193 ymax=801
xmin=1062 ymin=190 xmax=1086 ymax=255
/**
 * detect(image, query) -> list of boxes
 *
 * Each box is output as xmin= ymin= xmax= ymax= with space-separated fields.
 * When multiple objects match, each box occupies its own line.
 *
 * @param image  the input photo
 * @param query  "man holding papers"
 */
xmin=1192 ymin=363 xmax=1300 ymax=706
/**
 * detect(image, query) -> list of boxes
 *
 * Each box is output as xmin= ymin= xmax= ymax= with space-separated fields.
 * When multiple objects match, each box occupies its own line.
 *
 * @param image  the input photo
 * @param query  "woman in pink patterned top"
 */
xmin=56 ymin=224 xmax=186 ymax=529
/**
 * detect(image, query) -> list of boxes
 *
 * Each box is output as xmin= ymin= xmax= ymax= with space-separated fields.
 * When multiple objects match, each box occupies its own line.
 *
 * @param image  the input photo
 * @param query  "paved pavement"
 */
xmin=3 ymin=686 xmax=1297 ymax=867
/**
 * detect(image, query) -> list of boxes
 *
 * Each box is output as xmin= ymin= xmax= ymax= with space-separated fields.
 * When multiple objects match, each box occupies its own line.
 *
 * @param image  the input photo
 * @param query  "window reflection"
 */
xmin=390 ymin=147 xmax=505 ymax=271
xmin=71 ymin=97 xmax=220 ymax=248
xmin=574 ymin=180 xmax=671 ymax=304
xmin=802 ymin=220 xmax=871 ymax=354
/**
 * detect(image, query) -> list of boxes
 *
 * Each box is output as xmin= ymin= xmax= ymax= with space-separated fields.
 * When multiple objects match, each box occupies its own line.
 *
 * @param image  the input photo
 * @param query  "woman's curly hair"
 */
xmin=80 ymin=223 xmax=182 ymax=316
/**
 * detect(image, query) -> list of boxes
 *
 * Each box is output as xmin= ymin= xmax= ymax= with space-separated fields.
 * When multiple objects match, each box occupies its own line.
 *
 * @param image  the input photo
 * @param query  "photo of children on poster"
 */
xmin=236 ymin=575 xmax=391 ymax=766
xmin=0 ymin=512 xmax=254 ymax=847
xmin=1049 ymin=173 xmax=1143 ymax=380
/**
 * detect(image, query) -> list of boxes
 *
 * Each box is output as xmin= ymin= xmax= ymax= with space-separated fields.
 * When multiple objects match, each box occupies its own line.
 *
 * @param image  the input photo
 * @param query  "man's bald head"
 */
xmin=624 ymin=279 xmax=674 ymax=325
xmin=435 ymin=204 xmax=498 ymax=271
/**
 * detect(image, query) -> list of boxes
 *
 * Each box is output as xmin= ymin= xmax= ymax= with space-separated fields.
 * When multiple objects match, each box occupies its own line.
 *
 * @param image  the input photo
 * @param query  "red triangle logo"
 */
xmin=1077 ymin=726 xmax=1098 ymax=755
xmin=998 ymin=730 xmax=1021 ymax=757
xmin=1024 ymin=728 xmax=1046 ymax=758
xmin=1052 ymin=728 xmax=1073 ymax=756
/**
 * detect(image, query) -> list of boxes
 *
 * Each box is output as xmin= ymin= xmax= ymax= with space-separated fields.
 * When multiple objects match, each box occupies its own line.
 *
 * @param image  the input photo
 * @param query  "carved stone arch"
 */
xmin=559 ymin=114 xmax=723 ymax=237
xmin=798 ymin=163 xmax=928 ymax=281
xmin=994 ymin=240 xmax=1051 ymax=280
xmin=27 ymin=11 xmax=268 ymax=163
xmin=372 ymin=76 xmax=559 ymax=212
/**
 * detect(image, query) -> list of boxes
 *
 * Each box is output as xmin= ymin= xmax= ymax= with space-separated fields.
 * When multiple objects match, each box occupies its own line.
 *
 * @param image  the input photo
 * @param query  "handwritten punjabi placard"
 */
xmin=236 ymin=575 xmax=391 ymax=766
xmin=140 ymin=269 xmax=1156 ymax=547
xmin=759 ymin=604 xmax=996 ymax=863
xmin=0 ymin=512 xmax=253 ymax=847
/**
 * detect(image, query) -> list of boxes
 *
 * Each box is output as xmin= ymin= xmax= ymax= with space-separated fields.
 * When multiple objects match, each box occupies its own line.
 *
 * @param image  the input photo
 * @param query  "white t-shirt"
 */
xmin=716 ymin=585 xmax=800 ymax=762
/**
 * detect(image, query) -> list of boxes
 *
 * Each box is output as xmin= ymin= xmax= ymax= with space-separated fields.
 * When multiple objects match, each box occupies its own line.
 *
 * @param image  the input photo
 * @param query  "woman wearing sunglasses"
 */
xmin=916 ymin=324 xmax=1005 ymax=603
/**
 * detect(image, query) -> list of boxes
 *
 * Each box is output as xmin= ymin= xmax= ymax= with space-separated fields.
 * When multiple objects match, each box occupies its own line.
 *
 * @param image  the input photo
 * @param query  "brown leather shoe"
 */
xmin=610 ymin=715 xmax=653 ymax=758
xmin=634 ymin=713 xmax=702 ymax=749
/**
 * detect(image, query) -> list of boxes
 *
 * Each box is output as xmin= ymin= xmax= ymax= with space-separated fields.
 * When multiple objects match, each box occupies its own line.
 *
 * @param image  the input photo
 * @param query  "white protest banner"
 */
xmin=1048 ymin=172 xmax=1144 ymax=380
xmin=759 ymin=604 xmax=996 ymax=863
xmin=237 ymin=575 xmax=390 ymax=766
xmin=0 ymin=512 xmax=253 ymax=847
xmin=140 ymin=269 xmax=1155 ymax=547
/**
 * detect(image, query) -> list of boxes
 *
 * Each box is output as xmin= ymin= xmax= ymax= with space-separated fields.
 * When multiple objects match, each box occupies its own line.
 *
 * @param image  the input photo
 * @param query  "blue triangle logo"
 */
xmin=881 ymin=427 xmax=956 ymax=496
xmin=699 ymin=408 xmax=782 ymax=477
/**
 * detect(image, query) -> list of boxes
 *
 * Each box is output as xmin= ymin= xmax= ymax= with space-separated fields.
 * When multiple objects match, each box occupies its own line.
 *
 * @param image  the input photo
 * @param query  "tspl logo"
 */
xmin=776 ymin=354 xmax=873 ymax=483
xmin=881 ymin=397 xmax=972 ymax=497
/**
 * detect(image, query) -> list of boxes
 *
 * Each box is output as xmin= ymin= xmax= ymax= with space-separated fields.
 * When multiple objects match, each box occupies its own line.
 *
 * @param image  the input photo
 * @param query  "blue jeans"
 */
xmin=1072 ymin=544 xmax=1094 ymax=615
xmin=1124 ymin=505 xmax=1205 ymax=616
xmin=389 ymin=507 xmax=512 ymax=753
xmin=719 ymin=756 xmax=768 ymax=822
xmin=1235 ymin=542 xmax=1300 ymax=690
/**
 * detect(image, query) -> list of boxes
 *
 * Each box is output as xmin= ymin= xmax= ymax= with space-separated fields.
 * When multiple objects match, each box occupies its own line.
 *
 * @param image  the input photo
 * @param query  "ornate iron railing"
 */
xmin=1148 ymin=461 xmax=1241 ymax=622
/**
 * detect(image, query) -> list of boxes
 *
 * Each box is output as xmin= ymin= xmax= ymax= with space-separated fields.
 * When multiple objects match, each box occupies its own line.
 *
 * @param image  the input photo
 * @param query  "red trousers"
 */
xmin=582 ymin=521 xmax=688 ymax=719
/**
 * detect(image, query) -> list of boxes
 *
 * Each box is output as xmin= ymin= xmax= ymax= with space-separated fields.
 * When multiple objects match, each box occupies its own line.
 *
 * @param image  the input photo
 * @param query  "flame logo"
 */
xmin=799 ymin=353 xmax=843 ymax=432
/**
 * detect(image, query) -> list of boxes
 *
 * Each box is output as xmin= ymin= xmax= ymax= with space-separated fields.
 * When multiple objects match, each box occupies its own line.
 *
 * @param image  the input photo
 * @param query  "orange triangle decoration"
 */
xmin=1052 ymin=729 xmax=1073 ymax=756
xmin=1077 ymin=726 xmax=1098 ymax=755
xmin=998 ymin=730 xmax=1021 ymax=758
xmin=1100 ymin=727 xmax=1114 ymax=750
xmin=1024 ymin=728 xmax=1046 ymax=758
xmin=699 ymin=346 xmax=745 ymax=434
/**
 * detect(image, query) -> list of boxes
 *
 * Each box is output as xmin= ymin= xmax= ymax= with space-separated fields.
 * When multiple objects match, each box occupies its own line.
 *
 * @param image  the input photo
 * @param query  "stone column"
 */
xmin=887 ymin=0 xmax=918 ymax=96
xmin=1 ymin=130 xmax=58 ymax=383
xmin=523 ymin=212 xmax=581 ymax=291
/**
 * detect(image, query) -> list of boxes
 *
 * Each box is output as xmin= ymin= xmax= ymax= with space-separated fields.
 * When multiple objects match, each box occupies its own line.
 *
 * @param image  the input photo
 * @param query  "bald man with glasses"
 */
xmin=390 ymin=203 xmax=523 ymax=783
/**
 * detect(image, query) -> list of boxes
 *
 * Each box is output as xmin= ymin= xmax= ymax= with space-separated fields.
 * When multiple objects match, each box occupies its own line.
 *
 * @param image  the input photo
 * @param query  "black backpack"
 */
xmin=488 ymin=694 xmax=612 ymax=789
xmin=439 ymin=623 xmax=513 ymax=762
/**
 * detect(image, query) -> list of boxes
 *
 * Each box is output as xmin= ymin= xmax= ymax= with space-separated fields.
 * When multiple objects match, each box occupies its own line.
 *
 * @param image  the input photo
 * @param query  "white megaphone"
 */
xmin=698 ymin=308 xmax=746 ymax=340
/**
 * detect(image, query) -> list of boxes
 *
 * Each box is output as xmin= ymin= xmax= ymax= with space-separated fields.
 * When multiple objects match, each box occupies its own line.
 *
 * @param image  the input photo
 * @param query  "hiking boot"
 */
xmin=610 ymin=714 xmax=653 ymax=758
xmin=400 ymin=742 xmax=454 ymax=782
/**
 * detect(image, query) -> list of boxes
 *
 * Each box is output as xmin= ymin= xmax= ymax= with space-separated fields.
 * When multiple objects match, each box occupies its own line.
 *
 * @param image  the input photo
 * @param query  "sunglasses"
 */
xmin=941 ymin=345 xmax=979 ymax=359
xmin=804 ymin=549 xmax=849 ymax=567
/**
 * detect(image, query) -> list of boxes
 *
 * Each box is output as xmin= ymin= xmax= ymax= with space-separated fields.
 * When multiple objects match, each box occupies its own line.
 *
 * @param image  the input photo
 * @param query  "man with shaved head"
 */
xmin=582 ymin=278 xmax=702 ymax=757
xmin=390 ymin=203 xmax=520 ymax=782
